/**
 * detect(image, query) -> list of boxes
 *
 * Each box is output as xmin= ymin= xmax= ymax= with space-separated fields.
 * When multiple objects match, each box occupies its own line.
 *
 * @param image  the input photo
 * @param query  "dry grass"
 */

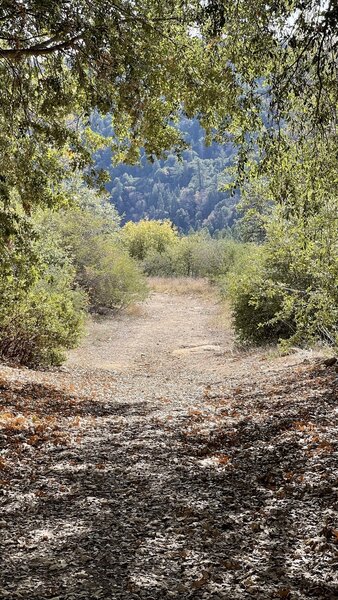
xmin=124 ymin=303 xmax=145 ymax=318
xmin=148 ymin=276 xmax=215 ymax=297
xmin=210 ymin=299 xmax=234 ymax=333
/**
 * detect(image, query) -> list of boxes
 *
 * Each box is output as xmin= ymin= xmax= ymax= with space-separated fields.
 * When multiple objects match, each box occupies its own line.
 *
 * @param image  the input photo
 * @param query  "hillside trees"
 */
xmin=93 ymin=115 xmax=239 ymax=233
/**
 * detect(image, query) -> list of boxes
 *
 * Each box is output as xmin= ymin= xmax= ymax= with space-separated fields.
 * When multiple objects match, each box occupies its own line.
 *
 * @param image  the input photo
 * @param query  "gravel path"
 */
xmin=1 ymin=290 xmax=337 ymax=599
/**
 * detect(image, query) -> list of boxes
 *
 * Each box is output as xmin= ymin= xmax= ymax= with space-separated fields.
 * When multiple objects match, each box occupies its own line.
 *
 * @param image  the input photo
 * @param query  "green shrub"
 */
xmin=0 ymin=279 xmax=86 ymax=367
xmin=0 ymin=230 xmax=86 ymax=367
xmin=122 ymin=219 xmax=178 ymax=260
xmin=43 ymin=193 xmax=148 ymax=312
xmin=141 ymin=232 xmax=248 ymax=279
xmin=227 ymin=139 xmax=338 ymax=349
xmin=142 ymin=248 xmax=176 ymax=276
xmin=225 ymin=223 xmax=338 ymax=348
xmin=189 ymin=237 xmax=248 ymax=279
xmin=82 ymin=240 xmax=148 ymax=310
xmin=225 ymin=247 xmax=293 ymax=345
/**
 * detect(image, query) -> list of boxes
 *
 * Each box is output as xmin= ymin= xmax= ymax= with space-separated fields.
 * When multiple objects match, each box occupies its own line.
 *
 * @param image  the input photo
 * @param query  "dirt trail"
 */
xmin=67 ymin=290 xmax=235 ymax=385
xmin=67 ymin=290 xmax=302 ymax=392
xmin=1 ymin=289 xmax=337 ymax=600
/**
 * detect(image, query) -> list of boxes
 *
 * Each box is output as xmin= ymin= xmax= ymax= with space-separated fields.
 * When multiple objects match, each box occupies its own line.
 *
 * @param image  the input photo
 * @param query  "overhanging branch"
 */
xmin=0 ymin=35 xmax=83 ymax=60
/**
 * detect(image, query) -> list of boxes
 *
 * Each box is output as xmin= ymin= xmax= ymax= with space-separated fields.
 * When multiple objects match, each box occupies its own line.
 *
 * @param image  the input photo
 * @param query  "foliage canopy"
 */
xmin=1 ymin=1 xmax=336 ymax=233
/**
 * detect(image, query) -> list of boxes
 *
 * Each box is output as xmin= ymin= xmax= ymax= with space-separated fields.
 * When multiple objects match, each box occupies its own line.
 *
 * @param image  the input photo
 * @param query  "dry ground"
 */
xmin=0 ymin=280 xmax=337 ymax=599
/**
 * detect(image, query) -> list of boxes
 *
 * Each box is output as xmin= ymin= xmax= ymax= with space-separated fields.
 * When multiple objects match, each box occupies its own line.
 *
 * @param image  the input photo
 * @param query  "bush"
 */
xmin=82 ymin=240 xmax=148 ymax=310
xmin=227 ymin=139 xmax=338 ymax=349
xmin=225 ymin=225 xmax=338 ymax=348
xmin=122 ymin=219 xmax=178 ymax=260
xmin=0 ymin=279 xmax=86 ymax=367
xmin=44 ymin=193 xmax=148 ymax=311
xmin=188 ymin=237 xmax=248 ymax=279
xmin=0 ymin=230 xmax=86 ymax=367
xmin=225 ymin=248 xmax=292 ymax=344
xmin=140 ymin=230 xmax=248 ymax=279
xmin=141 ymin=248 xmax=176 ymax=277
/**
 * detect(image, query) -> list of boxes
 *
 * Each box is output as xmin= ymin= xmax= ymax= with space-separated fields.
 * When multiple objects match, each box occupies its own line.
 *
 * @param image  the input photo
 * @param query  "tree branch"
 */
xmin=0 ymin=35 xmax=83 ymax=59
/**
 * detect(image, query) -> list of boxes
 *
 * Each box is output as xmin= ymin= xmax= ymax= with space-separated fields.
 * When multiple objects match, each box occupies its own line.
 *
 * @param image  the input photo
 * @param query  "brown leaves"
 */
xmin=0 ymin=457 xmax=8 ymax=471
xmin=0 ymin=373 xmax=87 ymax=482
xmin=188 ymin=409 xmax=203 ymax=418
xmin=276 ymin=588 xmax=291 ymax=599
xmin=0 ymin=412 xmax=28 ymax=431
xmin=215 ymin=453 xmax=231 ymax=465
xmin=293 ymin=420 xmax=317 ymax=432
xmin=0 ymin=341 xmax=337 ymax=600
xmin=223 ymin=559 xmax=241 ymax=570
xmin=192 ymin=570 xmax=210 ymax=589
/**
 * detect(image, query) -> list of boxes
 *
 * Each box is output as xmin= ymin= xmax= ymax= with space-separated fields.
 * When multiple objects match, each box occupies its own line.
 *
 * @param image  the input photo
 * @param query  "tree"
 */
xmin=202 ymin=1 xmax=337 ymax=126
xmin=0 ymin=0 xmax=240 ymax=246
xmin=1 ymin=1 xmax=336 ymax=242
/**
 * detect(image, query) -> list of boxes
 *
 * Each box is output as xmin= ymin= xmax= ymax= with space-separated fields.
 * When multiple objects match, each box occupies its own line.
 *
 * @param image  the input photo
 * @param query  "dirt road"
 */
xmin=67 ymin=288 xmax=297 ymax=394
xmin=69 ymin=290 xmax=230 ymax=371
xmin=1 ymin=287 xmax=336 ymax=600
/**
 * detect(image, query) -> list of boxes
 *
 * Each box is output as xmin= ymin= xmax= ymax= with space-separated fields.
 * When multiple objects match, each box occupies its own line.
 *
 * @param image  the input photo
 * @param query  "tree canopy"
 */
xmin=0 ymin=2 xmax=336 ymax=232
xmin=0 ymin=1 xmax=231 ymax=248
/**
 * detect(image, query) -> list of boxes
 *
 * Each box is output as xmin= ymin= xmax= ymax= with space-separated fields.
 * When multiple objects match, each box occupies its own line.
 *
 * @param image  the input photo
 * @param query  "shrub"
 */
xmin=225 ymin=220 xmax=338 ymax=348
xmin=44 ymin=193 xmax=148 ymax=312
xmin=225 ymin=247 xmax=292 ymax=344
xmin=82 ymin=240 xmax=148 ymax=310
xmin=142 ymin=248 xmax=176 ymax=277
xmin=188 ymin=237 xmax=248 ymax=279
xmin=122 ymin=219 xmax=178 ymax=260
xmin=141 ymin=230 xmax=248 ymax=279
xmin=0 ymin=279 xmax=86 ymax=367
xmin=0 ymin=230 xmax=86 ymax=367
xmin=227 ymin=139 xmax=338 ymax=349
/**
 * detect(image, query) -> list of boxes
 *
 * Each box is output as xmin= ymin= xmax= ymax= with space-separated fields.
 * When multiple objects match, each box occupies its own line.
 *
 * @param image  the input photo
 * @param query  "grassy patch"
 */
xmin=148 ymin=276 xmax=214 ymax=297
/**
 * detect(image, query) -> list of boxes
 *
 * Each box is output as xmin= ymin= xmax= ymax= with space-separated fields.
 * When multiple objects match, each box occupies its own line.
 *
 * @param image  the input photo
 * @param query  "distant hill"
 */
xmin=92 ymin=114 xmax=239 ymax=234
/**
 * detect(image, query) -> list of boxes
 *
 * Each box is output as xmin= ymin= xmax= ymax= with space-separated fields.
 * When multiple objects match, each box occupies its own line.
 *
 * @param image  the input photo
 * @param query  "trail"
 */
xmin=0 ymin=288 xmax=337 ymax=600
xmin=69 ymin=289 xmax=235 ymax=375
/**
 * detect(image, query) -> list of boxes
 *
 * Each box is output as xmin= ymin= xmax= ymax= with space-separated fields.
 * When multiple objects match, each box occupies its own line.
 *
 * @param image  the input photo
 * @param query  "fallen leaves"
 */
xmin=191 ymin=569 xmax=210 ymax=589
xmin=276 ymin=587 xmax=291 ymax=599
xmin=0 ymin=457 xmax=8 ymax=470
xmin=215 ymin=453 xmax=231 ymax=465
xmin=0 ymin=355 xmax=337 ymax=600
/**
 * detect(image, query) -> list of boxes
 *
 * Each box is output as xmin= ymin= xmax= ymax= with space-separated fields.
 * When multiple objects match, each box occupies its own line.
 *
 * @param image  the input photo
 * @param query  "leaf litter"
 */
xmin=0 ymin=291 xmax=337 ymax=600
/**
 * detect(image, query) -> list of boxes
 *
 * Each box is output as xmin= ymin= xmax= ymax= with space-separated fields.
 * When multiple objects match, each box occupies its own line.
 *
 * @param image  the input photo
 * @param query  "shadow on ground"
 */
xmin=0 ymin=365 xmax=337 ymax=599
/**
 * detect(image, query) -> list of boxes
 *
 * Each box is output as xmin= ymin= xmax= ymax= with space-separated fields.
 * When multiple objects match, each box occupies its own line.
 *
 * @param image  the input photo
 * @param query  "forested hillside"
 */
xmin=92 ymin=114 xmax=238 ymax=233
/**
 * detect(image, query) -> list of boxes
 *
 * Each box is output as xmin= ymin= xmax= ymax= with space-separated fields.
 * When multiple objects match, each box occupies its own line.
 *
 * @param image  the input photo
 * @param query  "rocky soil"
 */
xmin=0 ymin=287 xmax=337 ymax=599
